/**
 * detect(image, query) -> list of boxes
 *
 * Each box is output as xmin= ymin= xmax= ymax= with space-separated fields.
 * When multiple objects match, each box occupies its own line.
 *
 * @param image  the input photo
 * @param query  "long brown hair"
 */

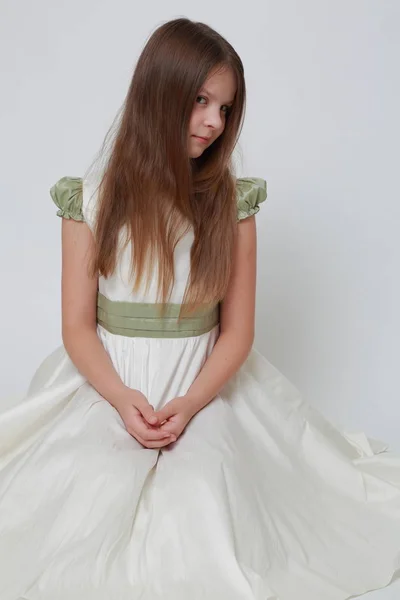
xmin=84 ymin=17 xmax=246 ymax=318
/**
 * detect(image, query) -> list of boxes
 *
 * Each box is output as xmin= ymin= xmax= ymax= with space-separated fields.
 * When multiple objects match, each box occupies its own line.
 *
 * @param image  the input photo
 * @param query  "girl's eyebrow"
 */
xmin=199 ymin=87 xmax=234 ymax=105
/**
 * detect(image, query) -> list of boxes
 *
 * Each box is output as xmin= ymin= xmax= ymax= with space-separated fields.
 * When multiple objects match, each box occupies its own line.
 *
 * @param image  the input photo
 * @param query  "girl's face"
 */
xmin=188 ymin=68 xmax=236 ymax=158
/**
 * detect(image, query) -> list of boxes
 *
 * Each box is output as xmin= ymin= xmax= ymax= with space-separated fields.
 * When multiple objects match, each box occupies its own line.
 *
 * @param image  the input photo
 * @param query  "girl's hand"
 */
xmin=114 ymin=389 xmax=177 ymax=449
xmin=153 ymin=396 xmax=195 ymax=441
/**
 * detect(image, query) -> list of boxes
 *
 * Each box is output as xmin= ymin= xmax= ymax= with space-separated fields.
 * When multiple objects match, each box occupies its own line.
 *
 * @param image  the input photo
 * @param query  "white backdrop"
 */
xmin=1 ymin=1 xmax=399 ymax=457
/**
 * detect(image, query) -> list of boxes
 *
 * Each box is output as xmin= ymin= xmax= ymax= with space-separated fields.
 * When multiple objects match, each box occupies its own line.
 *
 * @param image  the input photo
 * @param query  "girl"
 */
xmin=1 ymin=16 xmax=400 ymax=600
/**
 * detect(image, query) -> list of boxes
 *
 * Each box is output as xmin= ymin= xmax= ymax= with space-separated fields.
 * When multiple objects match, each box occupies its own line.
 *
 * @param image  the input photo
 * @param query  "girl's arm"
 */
xmin=60 ymin=218 xmax=131 ymax=408
xmin=183 ymin=215 xmax=258 ymax=416
xmin=61 ymin=217 xmax=174 ymax=445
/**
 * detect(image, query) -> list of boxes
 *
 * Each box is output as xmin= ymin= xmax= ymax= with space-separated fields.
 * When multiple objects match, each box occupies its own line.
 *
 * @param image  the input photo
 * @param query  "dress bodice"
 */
xmin=50 ymin=174 xmax=267 ymax=304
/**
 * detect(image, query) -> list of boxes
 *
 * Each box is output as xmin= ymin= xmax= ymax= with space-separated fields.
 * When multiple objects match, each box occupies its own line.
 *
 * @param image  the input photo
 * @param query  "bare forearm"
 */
xmin=184 ymin=331 xmax=253 ymax=416
xmin=62 ymin=325 xmax=128 ymax=409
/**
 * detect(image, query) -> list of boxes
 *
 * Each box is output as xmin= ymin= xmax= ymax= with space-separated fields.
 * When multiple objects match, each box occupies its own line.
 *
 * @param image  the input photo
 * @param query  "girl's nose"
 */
xmin=203 ymin=109 xmax=223 ymax=130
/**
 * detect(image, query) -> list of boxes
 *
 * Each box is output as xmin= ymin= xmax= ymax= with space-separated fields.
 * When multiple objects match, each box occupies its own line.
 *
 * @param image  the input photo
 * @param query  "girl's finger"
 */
xmin=154 ymin=406 xmax=174 ymax=423
xmin=134 ymin=433 xmax=176 ymax=449
xmin=133 ymin=418 xmax=173 ymax=441
xmin=159 ymin=422 xmax=179 ymax=438
xmin=132 ymin=396 xmax=159 ymax=425
xmin=140 ymin=405 xmax=159 ymax=425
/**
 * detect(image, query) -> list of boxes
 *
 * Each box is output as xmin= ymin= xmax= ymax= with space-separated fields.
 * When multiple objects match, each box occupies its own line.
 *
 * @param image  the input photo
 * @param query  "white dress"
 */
xmin=1 ymin=175 xmax=400 ymax=600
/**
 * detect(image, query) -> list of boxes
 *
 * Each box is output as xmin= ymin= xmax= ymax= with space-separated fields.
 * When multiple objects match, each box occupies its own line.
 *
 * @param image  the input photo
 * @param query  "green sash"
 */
xmin=97 ymin=292 xmax=220 ymax=338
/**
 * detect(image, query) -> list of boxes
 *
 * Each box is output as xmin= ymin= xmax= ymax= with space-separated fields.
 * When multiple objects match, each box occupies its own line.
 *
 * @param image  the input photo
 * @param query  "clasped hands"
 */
xmin=115 ymin=388 xmax=196 ymax=449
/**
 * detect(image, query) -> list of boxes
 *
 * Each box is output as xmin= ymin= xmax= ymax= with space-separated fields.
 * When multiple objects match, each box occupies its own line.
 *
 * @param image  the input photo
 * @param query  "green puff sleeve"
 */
xmin=236 ymin=177 xmax=267 ymax=222
xmin=50 ymin=176 xmax=84 ymax=222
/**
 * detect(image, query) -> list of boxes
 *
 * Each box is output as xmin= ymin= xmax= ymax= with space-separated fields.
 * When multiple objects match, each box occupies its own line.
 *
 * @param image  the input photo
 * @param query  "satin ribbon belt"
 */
xmin=96 ymin=292 xmax=220 ymax=338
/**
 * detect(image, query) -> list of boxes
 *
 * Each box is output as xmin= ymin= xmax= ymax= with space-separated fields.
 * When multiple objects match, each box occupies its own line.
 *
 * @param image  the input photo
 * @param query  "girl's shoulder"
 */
xmin=49 ymin=175 xmax=267 ymax=224
xmin=49 ymin=175 xmax=99 ymax=230
xmin=50 ymin=176 xmax=84 ymax=222
xmin=235 ymin=176 xmax=267 ymax=222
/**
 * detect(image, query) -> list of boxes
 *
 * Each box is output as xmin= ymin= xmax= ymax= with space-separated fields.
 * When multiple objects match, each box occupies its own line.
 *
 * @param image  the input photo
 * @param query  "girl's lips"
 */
xmin=193 ymin=135 xmax=210 ymax=143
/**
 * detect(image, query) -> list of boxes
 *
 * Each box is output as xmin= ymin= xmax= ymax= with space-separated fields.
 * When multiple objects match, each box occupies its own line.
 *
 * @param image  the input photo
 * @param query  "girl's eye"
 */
xmin=196 ymin=96 xmax=231 ymax=114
